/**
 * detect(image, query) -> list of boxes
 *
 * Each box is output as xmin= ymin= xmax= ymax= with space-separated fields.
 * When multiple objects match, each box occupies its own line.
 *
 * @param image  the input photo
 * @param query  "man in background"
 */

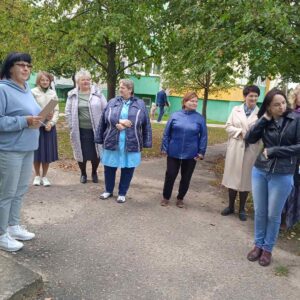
xmin=156 ymin=87 xmax=169 ymax=122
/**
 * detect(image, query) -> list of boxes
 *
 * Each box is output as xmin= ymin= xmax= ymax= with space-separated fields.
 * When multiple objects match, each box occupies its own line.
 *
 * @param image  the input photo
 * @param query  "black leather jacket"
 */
xmin=245 ymin=112 xmax=300 ymax=174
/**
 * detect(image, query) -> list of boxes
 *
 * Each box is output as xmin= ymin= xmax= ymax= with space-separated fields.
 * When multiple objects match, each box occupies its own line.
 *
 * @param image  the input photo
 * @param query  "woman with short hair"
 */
xmin=31 ymin=71 xmax=59 ymax=187
xmin=95 ymin=79 xmax=152 ymax=203
xmin=221 ymin=85 xmax=261 ymax=221
xmin=0 ymin=52 xmax=41 ymax=252
xmin=160 ymin=92 xmax=207 ymax=208
xmin=65 ymin=70 xmax=107 ymax=183
xmin=282 ymin=85 xmax=300 ymax=229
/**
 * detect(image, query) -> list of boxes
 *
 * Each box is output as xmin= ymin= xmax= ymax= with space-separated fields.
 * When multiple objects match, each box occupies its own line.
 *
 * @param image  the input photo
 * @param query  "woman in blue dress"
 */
xmin=95 ymin=79 xmax=152 ymax=203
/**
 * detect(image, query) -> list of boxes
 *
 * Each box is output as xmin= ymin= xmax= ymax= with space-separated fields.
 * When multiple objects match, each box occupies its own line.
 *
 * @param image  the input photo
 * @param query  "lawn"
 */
xmin=57 ymin=121 xmax=228 ymax=160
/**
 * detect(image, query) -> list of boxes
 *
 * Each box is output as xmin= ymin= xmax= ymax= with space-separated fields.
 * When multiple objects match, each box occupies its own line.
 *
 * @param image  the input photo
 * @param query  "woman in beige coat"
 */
xmin=221 ymin=85 xmax=261 ymax=221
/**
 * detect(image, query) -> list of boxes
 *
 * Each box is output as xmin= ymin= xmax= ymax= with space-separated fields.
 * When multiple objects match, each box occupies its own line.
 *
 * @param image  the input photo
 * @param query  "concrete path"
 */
xmin=2 ymin=144 xmax=300 ymax=300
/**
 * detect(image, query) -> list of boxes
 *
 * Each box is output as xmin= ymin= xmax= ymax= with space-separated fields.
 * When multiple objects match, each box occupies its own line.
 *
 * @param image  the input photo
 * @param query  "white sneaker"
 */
xmin=99 ymin=192 xmax=113 ymax=200
xmin=42 ymin=177 xmax=51 ymax=187
xmin=117 ymin=195 xmax=126 ymax=203
xmin=33 ymin=176 xmax=41 ymax=186
xmin=0 ymin=233 xmax=24 ymax=252
xmin=7 ymin=225 xmax=35 ymax=241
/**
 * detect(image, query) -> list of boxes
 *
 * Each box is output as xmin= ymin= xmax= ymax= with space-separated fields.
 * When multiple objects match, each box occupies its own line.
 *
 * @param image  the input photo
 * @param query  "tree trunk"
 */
xmin=202 ymin=72 xmax=211 ymax=120
xmin=106 ymin=42 xmax=117 ymax=100
xmin=202 ymin=86 xmax=208 ymax=120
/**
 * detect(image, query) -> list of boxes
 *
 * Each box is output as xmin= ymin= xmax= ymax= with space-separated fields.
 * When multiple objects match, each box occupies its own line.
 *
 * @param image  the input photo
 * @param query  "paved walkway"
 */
xmin=1 ymin=144 xmax=299 ymax=300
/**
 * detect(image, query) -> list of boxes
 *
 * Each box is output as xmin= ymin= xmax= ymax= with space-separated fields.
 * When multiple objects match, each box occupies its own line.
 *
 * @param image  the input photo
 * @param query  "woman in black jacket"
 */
xmin=245 ymin=89 xmax=300 ymax=267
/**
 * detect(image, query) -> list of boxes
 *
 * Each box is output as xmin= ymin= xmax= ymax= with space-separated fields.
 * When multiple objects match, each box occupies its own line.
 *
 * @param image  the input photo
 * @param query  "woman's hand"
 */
xmin=119 ymin=119 xmax=132 ymax=128
xmin=262 ymin=148 xmax=269 ymax=159
xmin=161 ymin=150 xmax=167 ymax=156
xmin=194 ymin=153 xmax=204 ymax=161
xmin=116 ymin=123 xmax=126 ymax=131
xmin=45 ymin=123 xmax=52 ymax=132
xmin=26 ymin=116 xmax=42 ymax=128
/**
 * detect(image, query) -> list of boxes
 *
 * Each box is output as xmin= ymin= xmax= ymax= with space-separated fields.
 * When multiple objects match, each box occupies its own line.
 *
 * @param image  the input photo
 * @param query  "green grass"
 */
xmin=56 ymin=121 xmax=228 ymax=160
xmin=274 ymin=266 xmax=289 ymax=277
xmin=59 ymin=101 xmax=66 ymax=113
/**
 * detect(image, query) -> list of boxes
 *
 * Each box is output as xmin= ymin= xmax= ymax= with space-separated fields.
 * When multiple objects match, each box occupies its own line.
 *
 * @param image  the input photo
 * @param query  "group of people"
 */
xmin=221 ymin=85 xmax=300 ymax=266
xmin=0 ymin=52 xmax=299 ymax=268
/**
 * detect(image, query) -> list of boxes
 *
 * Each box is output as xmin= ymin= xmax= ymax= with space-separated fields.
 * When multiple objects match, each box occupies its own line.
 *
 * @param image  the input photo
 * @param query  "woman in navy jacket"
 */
xmin=95 ymin=79 xmax=152 ymax=203
xmin=160 ymin=92 xmax=207 ymax=208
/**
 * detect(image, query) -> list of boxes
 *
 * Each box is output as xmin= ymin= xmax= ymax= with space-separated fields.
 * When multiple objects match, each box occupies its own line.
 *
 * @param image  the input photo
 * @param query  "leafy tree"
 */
xmin=177 ymin=0 xmax=300 ymax=83
xmin=162 ymin=1 xmax=237 ymax=119
xmin=27 ymin=0 xmax=165 ymax=99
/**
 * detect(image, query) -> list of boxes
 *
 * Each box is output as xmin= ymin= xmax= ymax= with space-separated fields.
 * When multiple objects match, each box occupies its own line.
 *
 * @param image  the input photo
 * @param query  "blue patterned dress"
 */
xmin=101 ymin=100 xmax=141 ymax=168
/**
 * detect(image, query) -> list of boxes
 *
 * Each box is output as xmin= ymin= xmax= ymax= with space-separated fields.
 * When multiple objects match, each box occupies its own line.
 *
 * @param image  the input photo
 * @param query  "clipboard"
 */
xmin=38 ymin=99 xmax=58 ymax=122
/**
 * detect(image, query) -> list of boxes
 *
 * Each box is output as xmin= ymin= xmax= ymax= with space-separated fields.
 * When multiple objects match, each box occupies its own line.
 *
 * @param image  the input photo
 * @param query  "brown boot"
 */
xmin=247 ymin=246 xmax=263 ymax=262
xmin=160 ymin=198 xmax=169 ymax=206
xmin=176 ymin=198 xmax=184 ymax=208
xmin=259 ymin=250 xmax=272 ymax=267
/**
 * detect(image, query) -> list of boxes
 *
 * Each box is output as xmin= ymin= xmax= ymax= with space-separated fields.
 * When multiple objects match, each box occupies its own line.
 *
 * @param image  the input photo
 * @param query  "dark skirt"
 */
xmin=34 ymin=126 xmax=59 ymax=163
xmin=80 ymin=128 xmax=98 ymax=161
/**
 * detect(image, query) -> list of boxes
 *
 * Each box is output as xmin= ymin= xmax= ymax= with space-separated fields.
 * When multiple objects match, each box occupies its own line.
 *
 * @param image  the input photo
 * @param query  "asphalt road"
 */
xmin=5 ymin=144 xmax=300 ymax=300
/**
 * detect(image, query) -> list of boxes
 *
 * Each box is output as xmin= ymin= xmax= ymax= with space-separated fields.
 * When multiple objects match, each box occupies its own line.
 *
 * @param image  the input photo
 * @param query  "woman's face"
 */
xmin=78 ymin=76 xmax=91 ymax=91
xmin=39 ymin=75 xmax=50 ymax=89
xmin=244 ymin=92 xmax=259 ymax=108
xmin=184 ymin=97 xmax=198 ymax=111
xmin=10 ymin=61 xmax=32 ymax=84
xmin=268 ymin=94 xmax=287 ymax=118
xmin=119 ymin=83 xmax=131 ymax=99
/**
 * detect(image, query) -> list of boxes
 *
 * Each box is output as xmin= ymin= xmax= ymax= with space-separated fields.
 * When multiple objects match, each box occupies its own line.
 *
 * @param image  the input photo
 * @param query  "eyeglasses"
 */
xmin=14 ymin=63 xmax=33 ymax=69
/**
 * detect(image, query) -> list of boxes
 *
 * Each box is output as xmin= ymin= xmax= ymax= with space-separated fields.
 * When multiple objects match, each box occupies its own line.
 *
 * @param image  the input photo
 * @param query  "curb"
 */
xmin=0 ymin=254 xmax=43 ymax=300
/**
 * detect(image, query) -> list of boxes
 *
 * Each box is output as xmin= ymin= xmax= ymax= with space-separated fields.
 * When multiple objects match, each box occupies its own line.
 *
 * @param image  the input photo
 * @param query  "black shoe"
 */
xmin=92 ymin=173 xmax=98 ymax=183
xmin=239 ymin=211 xmax=247 ymax=221
xmin=80 ymin=175 xmax=87 ymax=184
xmin=221 ymin=207 xmax=234 ymax=216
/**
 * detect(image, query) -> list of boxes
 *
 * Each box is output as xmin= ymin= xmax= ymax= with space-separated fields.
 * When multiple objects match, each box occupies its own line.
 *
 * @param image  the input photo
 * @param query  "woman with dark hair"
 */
xmin=160 ymin=92 xmax=207 ymax=208
xmin=32 ymin=71 xmax=59 ymax=187
xmin=245 ymin=89 xmax=300 ymax=266
xmin=221 ymin=85 xmax=261 ymax=221
xmin=0 ymin=52 xmax=42 ymax=252
xmin=95 ymin=79 xmax=152 ymax=203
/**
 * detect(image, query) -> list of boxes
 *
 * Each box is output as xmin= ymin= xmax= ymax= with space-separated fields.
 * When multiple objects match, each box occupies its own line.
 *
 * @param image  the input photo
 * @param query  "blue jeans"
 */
xmin=252 ymin=167 xmax=293 ymax=252
xmin=157 ymin=105 xmax=165 ymax=122
xmin=104 ymin=166 xmax=135 ymax=196
xmin=0 ymin=151 xmax=34 ymax=235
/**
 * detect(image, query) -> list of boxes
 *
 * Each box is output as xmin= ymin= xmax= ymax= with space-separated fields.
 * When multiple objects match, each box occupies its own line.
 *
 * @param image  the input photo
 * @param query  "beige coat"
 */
xmin=31 ymin=87 xmax=59 ymax=126
xmin=222 ymin=104 xmax=261 ymax=191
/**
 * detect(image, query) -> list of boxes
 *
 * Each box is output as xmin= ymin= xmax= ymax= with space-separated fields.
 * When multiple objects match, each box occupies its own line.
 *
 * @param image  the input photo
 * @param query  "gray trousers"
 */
xmin=0 ymin=151 xmax=33 ymax=235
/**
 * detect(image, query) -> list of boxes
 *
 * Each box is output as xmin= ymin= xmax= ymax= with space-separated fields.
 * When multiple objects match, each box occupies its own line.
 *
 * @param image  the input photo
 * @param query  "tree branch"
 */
xmin=83 ymin=48 xmax=108 ymax=72
xmin=117 ymin=55 xmax=154 ymax=75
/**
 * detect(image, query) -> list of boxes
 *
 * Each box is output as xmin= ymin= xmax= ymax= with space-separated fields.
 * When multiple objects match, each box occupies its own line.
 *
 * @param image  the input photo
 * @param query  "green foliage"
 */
xmin=174 ymin=0 xmax=300 ymax=82
xmin=2 ymin=0 xmax=166 ymax=99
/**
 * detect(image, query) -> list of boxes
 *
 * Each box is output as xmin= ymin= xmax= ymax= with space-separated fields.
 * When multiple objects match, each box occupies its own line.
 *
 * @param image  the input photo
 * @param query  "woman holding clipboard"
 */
xmin=0 ymin=52 xmax=41 ymax=252
xmin=31 ymin=71 xmax=59 ymax=187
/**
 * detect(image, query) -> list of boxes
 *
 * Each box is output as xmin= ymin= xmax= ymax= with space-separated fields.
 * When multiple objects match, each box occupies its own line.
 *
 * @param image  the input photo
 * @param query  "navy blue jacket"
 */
xmin=161 ymin=110 xmax=208 ymax=159
xmin=95 ymin=96 xmax=152 ymax=152
xmin=156 ymin=90 xmax=168 ymax=106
